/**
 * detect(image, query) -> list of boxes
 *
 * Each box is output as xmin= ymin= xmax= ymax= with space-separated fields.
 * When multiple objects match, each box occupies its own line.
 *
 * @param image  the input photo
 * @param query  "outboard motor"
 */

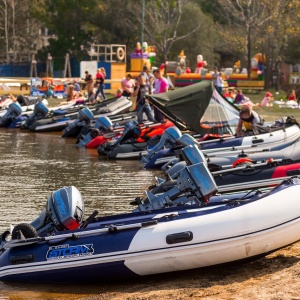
xmin=20 ymin=101 xmax=49 ymax=129
xmin=97 ymin=120 xmax=141 ymax=155
xmin=118 ymin=120 xmax=141 ymax=143
xmin=141 ymin=126 xmax=182 ymax=164
xmin=133 ymin=162 xmax=217 ymax=212
xmin=165 ymin=144 xmax=207 ymax=179
xmin=11 ymin=186 xmax=85 ymax=239
xmin=176 ymin=134 xmax=199 ymax=147
xmin=62 ymin=107 xmax=94 ymax=138
xmin=76 ymin=116 xmax=114 ymax=147
xmin=93 ymin=115 xmax=113 ymax=135
xmin=0 ymin=102 xmax=22 ymax=127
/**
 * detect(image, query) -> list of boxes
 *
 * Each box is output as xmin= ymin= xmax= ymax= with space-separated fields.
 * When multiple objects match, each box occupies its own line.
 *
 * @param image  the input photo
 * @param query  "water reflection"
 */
xmin=0 ymin=128 xmax=161 ymax=232
xmin=0 ymin=128 xmax=164 ymax=298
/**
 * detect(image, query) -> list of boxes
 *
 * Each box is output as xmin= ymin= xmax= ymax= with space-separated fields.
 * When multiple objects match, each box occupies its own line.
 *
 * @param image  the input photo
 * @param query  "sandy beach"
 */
xmin=1 ymin=241 xmax=300 ymax=300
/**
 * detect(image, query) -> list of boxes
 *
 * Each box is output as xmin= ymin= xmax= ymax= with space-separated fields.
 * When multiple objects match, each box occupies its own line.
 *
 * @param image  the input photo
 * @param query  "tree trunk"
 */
xmin=247 ymin=26 xmax=251 ymax=80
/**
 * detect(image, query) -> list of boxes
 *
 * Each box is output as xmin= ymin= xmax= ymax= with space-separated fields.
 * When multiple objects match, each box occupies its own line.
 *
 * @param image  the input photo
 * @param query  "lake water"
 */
xmin=0 ymin=128 xmax=162 ymax=299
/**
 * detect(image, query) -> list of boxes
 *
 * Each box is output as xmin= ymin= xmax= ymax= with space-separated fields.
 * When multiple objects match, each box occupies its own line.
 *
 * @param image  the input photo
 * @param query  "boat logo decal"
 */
xmin=46 ymin=244 xmax=94 ymax=260
xmin=54 ymin=191 xmax=67 ymax=217
xmin=192 ymin=166 xmax=210 ymax=191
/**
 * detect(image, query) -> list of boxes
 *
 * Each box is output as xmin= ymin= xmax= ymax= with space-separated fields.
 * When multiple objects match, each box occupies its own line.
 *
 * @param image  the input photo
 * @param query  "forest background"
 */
xmin=0 ymin=0 xmax=300 ymax=90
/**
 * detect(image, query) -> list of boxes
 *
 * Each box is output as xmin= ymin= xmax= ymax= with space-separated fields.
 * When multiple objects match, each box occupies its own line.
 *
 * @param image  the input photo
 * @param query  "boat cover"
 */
xmin=147 ymin=81 xmax=240 ymax=135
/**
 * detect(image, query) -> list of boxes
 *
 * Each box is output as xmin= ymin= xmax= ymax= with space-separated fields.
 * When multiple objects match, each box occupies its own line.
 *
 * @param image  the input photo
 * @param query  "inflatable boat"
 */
xmin=1 ymin=162 xmax=300 ymax=283
xmin=61 ymin=107 xmax=94 ymax=138
xmin=147 ymin=143 xmax=300 ymax=194
xmin=97 ymin=120 xmax=176 ymax=159
xmin=142 ymin=121 xmax=300 ymax=169
xmin=0 ymin=102 xmax=22 ymax=127
xmin=76 ymin=114 xmax=136 ymax=148
xmin=29 ymin=96 xmax=132 ymax=132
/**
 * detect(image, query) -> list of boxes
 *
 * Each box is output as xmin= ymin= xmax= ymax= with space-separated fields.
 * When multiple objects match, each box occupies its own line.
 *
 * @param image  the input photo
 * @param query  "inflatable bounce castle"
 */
xmin=129 ymin=42 xmax=156 ymax=76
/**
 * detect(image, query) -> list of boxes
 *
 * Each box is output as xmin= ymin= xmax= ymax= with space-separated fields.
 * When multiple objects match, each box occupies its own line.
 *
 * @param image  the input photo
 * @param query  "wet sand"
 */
xmin=1 ymin=241 xmax=300 ymax=299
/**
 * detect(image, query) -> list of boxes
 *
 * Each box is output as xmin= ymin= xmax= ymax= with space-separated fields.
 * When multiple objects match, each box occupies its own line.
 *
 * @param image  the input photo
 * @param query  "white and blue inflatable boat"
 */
xmin=1 ymin=162 xmax=300 ymax=283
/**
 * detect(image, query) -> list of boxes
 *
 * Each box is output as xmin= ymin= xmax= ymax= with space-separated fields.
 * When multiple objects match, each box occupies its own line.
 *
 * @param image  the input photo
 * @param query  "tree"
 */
xmin=0 ymin=0 xmax=44 ymax=63
xmin=33 ymin=0 xmax=99 ymax=68
xmin=119 ymin=0 xmax=203 ymax=62
xmin=216 ymin=0 xmax=282 ymax=79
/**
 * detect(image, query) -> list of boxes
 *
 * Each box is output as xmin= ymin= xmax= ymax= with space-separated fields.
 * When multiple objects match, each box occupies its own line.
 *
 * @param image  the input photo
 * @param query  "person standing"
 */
xmin=211 ymin=67 xmax=219 ymax=89
xmin=133 ymin=75 xmax=155 ymax=124
xmin=84 ymin=71 xmax=94 ymax=96
xmin=152 ymin=68 xmax=169 ymax=122
xmin=140 ymin=65 xmax=155 ymax=87
xmin=95 ymin=68 xmax=107 ymax=101
xmin=216 ymin=72 xmax=224 ymax=94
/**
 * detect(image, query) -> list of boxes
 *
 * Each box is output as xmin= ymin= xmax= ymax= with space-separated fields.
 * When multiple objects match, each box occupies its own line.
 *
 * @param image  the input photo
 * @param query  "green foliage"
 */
xmin=1 ymin=0 xmax=300 ymax=77
xmin=33 ymin=0 xmax=99 ymax=66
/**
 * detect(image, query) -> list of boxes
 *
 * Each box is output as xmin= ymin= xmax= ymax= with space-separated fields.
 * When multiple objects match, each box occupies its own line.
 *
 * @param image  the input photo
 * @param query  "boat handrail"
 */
xmin=218 ymin=176 xmax=290 ymax=193
xmin=4 ymin=220 xmax=158 ymax=249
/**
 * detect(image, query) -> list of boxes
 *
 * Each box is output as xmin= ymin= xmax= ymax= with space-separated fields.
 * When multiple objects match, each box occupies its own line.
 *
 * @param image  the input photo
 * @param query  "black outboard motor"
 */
xmin=117 ymin=120 xmax=141 ymax=143
xmin=98 ymin=120 xmax=141 ymax=155
xmin=20 ymin=101 xmax=49 ymax=129
xmin=76 ymin=115 xmax=114 ymax=147
xmin=11 ymin=186 xmax=85 ymax=239
xmin=0 ymin=102 xmax=22 ymax=127
xmin=164 ymin=144 xmax=207 ymax=179
xmin=133 ymin=162 xmax=217 ymax=212
xmin=141 ymin=126 xmax=182 ymax=164
xmin=62 ymin=107 xmax=94 ymax=138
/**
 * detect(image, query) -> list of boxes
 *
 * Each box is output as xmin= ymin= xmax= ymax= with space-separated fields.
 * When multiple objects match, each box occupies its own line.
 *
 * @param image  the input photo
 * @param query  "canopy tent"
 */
xmin=147 ymin=81 xmax=240 ymax=135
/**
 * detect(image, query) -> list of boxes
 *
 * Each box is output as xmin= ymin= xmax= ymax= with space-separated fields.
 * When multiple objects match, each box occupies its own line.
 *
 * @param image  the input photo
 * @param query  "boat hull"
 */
xmin=2 ymin=180 xmax=300 ymax=282
xmin=144 ymin=124 xmax=300 ymax=169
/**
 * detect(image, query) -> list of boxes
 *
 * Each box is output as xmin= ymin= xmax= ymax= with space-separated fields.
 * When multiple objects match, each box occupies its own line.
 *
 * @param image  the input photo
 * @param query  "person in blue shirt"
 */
xmin=72 ymin=79 xmax=81 ymax=92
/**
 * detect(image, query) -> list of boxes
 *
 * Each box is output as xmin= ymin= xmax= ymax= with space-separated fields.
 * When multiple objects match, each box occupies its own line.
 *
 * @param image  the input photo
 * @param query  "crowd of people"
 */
xmin=55 ymin=65 xmax=300 ymax=133
xmin=56 ymin=65 xmax=170 ymax=124
xmin=124 ymin=66 xmax=169 ymax=124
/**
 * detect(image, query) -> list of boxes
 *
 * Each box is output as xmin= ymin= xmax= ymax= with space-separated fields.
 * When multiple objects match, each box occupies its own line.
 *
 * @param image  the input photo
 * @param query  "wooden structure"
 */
xmin=30 ymin=55 xmax=38 ymax=78
xmin=88 ymin=44 xmax=126 ymax=63
xmin=83 ymin=44 xmax=127 ymax=92
xmin=46 ymin=53 xmax=53 ymax=77
xmin=63 ymin=53 xmax=72 ymax=78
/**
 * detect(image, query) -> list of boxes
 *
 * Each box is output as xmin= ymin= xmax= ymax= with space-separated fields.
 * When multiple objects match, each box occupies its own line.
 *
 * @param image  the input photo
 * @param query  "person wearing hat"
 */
xmin=236 ymin=102 xmax=263 ymax=136
xmin=261 ymin=92 xmax=273 ymax=106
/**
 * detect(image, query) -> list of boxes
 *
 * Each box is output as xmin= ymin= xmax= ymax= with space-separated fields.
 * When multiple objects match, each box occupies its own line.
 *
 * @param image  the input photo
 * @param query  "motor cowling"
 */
xmin=177 ymin=134 xmax=198 ymax=147
xmin=0 ymin=102 xmax=22 ymax=127
xmin=141 ymin=126 xmax=182 ymax=163
xmin=30 ymin=186 xmax=85 ymax=236
xmin=117 ymin=120 xmax=141 ymax=144
xmin=94 ymin=116 xmax=113 ymax=133
xmin=33 ymin=101 xmax=49 ymax=116
xmin=62 ymin=108 xmax=94 ymax=137
xmin=75 ymin=116 xmax=114 ymax=147
xmin=133 ymin=162 xmax=218 ymax=212
xmin=21 ymin=101 xmax=50 ymax=129
xmin=78 ymin=107 xmax=94 ymax=122
xmin=166 ymin=144 xmax=207 ymax=179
